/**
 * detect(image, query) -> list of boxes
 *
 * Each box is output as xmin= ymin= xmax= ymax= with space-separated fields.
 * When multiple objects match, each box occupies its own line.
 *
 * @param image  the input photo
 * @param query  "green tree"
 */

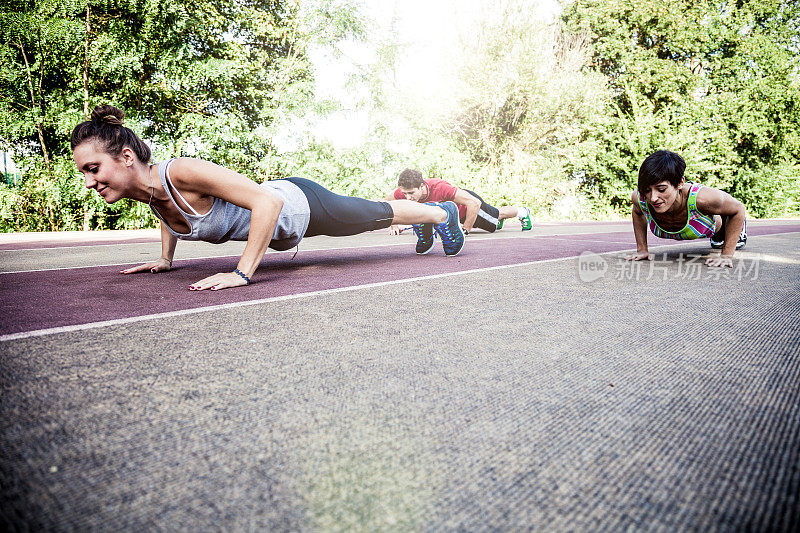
xmin=0 ymin=0 xmax=363 ymax=231
xmin=562 ymin=0 xmax=800 ymax=216
xmin=316 ymin=1 xmax=611 ymax=218
xmin=439 ymin=3 xmax=610 ymax=217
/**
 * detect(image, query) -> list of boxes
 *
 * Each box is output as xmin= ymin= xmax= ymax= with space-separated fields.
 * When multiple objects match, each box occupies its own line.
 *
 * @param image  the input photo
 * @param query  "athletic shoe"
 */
xmin=496 ymin=219 xmax=504 ymax=230
xmin=710 ymin=217 xmax=747 ymax=250
xmin=710 ymin=216 xmax=726 ymax=249
xmin=519 ymin=209 xmax=533 ymax=231
xmin=433 ymin=201 xmax=465 ymax=256
xmin=713 ymin=234 xmax=747 ymax=249
xmin=736 ymin=230 xmax=747 ymax=249
xmin=413 ymin=223 xmax=435 ymax=254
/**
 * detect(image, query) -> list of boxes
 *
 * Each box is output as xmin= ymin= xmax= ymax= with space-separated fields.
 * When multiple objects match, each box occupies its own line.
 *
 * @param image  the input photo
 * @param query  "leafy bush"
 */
xmin=0 ymin=156 xmax=158 ymax=231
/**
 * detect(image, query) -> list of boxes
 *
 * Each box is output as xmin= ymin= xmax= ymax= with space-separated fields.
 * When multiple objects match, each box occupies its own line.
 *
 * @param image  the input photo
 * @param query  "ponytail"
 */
xmin=70 ymin=105 xmax=151 ymax=163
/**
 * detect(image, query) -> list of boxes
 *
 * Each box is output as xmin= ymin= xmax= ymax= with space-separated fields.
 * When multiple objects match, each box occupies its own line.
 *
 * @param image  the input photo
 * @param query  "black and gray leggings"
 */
xmin=286 ymin=177 xmax=394 ymax=237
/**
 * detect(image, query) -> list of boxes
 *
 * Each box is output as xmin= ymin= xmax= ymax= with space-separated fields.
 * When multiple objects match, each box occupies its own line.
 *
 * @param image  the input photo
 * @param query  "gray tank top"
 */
xmin=150 ymin=159 xmax=310 ymax=251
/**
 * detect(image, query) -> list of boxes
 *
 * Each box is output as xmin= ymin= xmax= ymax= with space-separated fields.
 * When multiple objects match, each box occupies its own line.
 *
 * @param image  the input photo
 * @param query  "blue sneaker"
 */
xmin=413 ymin=223 xmax=435 ymax=254
xmin=433 ymin=201 xmax=465 ymax=256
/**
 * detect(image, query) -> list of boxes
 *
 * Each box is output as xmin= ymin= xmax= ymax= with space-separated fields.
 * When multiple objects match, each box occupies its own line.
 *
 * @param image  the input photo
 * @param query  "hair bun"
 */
xmin=90 ymin=104 xmax=125 ymax=126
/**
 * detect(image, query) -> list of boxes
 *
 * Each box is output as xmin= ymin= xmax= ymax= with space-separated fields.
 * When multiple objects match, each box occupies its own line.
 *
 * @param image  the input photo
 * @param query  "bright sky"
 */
xmin=363 ymin=0 xmax=559 ymax=95
xmin=278 ymin=0 xmax=560 ymax=152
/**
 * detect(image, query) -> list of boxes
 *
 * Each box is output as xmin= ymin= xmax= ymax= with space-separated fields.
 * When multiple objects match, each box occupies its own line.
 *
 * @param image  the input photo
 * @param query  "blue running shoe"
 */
xmin=433 ymin=201 xmax=465 ymax=256
xmin=413 ymin=223 xmax=435 ymax=254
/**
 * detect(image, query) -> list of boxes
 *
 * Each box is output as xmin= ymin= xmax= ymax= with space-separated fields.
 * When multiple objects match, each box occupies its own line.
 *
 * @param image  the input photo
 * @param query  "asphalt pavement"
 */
xmin=1 ymin=220 xmax=798 ymax=531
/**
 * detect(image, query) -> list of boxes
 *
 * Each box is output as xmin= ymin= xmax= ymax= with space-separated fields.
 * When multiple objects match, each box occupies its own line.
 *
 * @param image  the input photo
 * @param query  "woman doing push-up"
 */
xmin=71 ymin=105 xmax=465 ymax=291
xmin=627 ymin=150 xmax=747 ymax=268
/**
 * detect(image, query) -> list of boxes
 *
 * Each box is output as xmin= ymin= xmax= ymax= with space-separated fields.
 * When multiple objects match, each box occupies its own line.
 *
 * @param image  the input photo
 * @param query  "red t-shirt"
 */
xmin=393 ymin=178 xmax=467 ymax=219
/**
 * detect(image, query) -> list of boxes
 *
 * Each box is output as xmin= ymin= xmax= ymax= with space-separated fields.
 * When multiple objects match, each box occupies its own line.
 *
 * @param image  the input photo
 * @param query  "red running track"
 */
xmin=2 ymin=225 xmax=798 ymax=337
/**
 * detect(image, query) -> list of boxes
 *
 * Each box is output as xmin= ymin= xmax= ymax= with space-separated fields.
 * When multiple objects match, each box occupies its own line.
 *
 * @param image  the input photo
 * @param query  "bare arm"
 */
xmin=169 ymin=158 xmax=284 ymax=290
xmin=452 ymin=188 xmax=481 ymax=233
xmin=160 ymin=222 xmax=177 ymax=264
xmin=696 ymin=187 xmax=745 ymax=267
xmin=626 ymin=190 xmax=652 ymax=261
xmin=120 ymin=221 xmax=178 ymax=274
xmin=233 ymin=194 xmax=283 ymax=278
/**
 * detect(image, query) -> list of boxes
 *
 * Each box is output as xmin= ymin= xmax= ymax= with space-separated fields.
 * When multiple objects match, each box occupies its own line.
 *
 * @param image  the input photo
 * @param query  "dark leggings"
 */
xmin=287 ymin=177 xmax=395 ymax=237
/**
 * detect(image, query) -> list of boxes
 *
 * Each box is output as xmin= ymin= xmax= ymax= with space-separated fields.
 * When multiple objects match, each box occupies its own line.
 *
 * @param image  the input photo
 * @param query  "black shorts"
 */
xmin=287 ymin=177 xmax=394 ymax=237
xmin=461 ymin=190 xmax=500 ymax=233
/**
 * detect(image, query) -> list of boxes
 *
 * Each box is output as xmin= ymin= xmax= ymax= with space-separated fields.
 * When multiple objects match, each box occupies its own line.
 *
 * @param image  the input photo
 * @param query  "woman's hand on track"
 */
xmin=705 ymin=255 xmax=734 ymax=268
xmin=121 ymin=258 xmax=172 ymax=274
xmin=624 ymin=251 xmax=652 ymax=261
xmin=189 ymin=271 xmax=249 ymax=291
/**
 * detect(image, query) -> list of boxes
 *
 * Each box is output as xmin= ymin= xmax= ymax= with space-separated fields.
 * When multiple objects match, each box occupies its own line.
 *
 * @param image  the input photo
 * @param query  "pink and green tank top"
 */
xmin=638 ymin=183 xmax=716 ymax=240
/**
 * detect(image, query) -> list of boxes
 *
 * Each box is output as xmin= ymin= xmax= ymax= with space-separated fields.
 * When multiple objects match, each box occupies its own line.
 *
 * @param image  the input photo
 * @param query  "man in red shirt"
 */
xmin=385 ymin=169 xmax=532 ymax=252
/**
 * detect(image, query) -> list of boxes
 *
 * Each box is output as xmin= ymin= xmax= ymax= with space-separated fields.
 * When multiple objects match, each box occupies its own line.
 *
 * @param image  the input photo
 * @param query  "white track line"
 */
xmin=0 ymin=240 xmax=161 ymax=252
xmin=0 ymin=233 xmax=521 ymax=274
xmin=3 ymin=229 xmax=793 ymax=274
xmin=0 ymin=240 xmax=700 ymax=342
xmin=0 ymin=231 xmax=503 ymax=253
xmin=3 ymin=232 xmax=798 ymax=342
xmin=0 ymin=240 xmax=413 ymax=274
xmin=2 ymin=230 xmax=796 ymax=275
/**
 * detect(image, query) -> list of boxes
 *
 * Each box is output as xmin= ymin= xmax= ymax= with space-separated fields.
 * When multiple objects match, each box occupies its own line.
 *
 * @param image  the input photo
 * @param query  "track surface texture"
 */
xmin=1 ymin=220 xmax=799 ymax=531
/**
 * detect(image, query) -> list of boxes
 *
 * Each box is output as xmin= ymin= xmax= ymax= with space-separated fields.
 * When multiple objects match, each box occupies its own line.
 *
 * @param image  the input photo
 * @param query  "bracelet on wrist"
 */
xmin=233 ymin=268 xmax=251 ymax=285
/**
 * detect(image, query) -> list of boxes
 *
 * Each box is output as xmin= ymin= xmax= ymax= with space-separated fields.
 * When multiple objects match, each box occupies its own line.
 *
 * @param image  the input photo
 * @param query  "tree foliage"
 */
xmin=309 ymin=0 xmax=612 ymax=219
xmin=440 ymin=3 xmax=610 ymax=217
xmin=0 ymin=0 xmax=362 ymax=230
xmin=1 ymin=0 xmax=798 ymax=231
xmin=562 ymin=0 xmax=800 ymax=215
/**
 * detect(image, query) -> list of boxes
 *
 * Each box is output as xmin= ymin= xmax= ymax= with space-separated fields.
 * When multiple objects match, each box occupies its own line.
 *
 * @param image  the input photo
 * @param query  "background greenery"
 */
xmin=1 ymin=0 xmax=798 ymax=232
